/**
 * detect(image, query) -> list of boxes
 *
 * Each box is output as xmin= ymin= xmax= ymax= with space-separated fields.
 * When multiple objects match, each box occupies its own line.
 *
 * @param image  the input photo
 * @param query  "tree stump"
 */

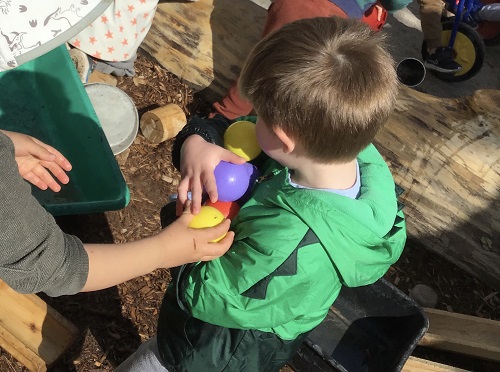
xmin=140 ymin=104 xmax=187 ymax=144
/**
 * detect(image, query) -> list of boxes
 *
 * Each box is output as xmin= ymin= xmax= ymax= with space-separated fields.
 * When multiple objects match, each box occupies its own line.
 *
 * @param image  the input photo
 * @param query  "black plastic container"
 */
xmin=160 ymin=202 xmax=428 ymax=372
xmin=291 ymin=279 xmax=429 ymax=372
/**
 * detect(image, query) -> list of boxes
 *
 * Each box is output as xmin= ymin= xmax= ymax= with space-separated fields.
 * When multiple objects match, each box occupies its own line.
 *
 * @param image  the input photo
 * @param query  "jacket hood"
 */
xmin=246 ymin=144 xmax=406 ymax=288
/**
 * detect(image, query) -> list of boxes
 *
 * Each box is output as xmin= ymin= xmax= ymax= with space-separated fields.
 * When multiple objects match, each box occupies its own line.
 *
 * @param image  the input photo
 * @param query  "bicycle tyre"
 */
xmin=421 ymin=20 xmax=486 ymax=82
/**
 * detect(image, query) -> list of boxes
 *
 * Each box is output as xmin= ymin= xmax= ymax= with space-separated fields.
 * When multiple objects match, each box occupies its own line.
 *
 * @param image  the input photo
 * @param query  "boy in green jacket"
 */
xmin=117 ymin=16 xmax=406 ymax=372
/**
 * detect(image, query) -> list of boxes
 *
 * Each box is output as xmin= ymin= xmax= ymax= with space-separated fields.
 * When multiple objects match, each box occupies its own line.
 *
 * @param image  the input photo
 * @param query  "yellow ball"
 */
xmin=188 ymin=206 xmax=226 ymax=242
xmin=224 ymin=121 xmax=261 ymax=161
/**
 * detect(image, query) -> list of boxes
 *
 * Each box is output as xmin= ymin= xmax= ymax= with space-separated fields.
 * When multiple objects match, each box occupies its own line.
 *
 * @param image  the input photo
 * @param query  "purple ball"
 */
xmin=214 ymin=161 xmax=252 ymax=202
xmin=237 ymin=163 xmax=261 ymax=205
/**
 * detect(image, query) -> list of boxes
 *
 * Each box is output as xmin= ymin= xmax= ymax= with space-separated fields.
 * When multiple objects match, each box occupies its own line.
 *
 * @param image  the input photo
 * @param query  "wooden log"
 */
xmin=402 ymin=356 xmax=468 ymax=372
xmin=142 ymin=1 xmax=500 ymax=288
xmin=0 ymin=280 xmax=79 ymax=371
xmin=142 ymin=0 xmax=267 ymax=102
xmin=375 ymin=87 xmax=500 ymax=288
xmin=140 ymin=104 xmax=186 ymax=144
xmin=87 ymin=70 xmax=117 ymax=87
xmin=419 ymin=308 xmax=500 ymax=362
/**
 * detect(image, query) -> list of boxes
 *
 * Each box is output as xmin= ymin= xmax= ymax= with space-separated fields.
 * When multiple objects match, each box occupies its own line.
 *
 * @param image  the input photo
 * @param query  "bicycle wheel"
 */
xmin=422 ymin=20 xmax=486 ymax=82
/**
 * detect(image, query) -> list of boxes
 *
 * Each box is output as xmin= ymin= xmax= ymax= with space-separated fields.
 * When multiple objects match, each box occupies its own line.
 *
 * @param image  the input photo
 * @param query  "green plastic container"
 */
xmin=0 ymin=45 xmax=130 ymax=215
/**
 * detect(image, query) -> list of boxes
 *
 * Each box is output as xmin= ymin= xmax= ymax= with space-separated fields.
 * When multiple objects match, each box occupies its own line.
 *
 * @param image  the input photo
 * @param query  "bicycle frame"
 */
xmin=447 ymin=0 xmax=484 ymax=46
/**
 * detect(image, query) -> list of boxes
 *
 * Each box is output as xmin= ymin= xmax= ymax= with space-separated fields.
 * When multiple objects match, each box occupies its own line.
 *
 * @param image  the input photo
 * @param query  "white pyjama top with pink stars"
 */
xmin=69 ymin=0 xmax=158 ymax=62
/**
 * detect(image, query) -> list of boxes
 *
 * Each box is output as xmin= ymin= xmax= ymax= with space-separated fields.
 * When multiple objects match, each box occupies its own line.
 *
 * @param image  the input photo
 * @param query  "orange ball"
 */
xmin=205 ymin=200 xmax=240 ymax=220
xmin=188 ymin=206 xmax=226 ymax=242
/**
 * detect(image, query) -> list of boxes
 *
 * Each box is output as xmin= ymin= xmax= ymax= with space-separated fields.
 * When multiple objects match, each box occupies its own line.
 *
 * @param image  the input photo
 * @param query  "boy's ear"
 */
xmin=273 ymin=127 xmax=295 ymax=154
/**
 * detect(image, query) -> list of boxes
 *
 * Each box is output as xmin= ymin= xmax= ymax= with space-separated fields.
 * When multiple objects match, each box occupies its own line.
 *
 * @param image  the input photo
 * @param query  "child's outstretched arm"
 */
xmin=178 ymin=135 xmax=244 ymax=214
xmin=0 ymin=130 xmax=72 ymax=192
xmin=82 ymin=202 xmax=234 ymax=292
xmin=172 ymin=115 xmax=245 ymax=215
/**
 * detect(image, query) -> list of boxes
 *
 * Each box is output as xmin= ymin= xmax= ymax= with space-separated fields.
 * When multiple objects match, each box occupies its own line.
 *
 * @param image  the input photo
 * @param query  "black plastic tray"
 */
xmin=291 ymin=279 xmax=429 ymax=372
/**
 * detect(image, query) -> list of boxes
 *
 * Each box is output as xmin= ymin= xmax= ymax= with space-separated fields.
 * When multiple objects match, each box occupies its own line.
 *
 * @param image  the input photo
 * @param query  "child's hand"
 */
xmin=177 ymin=135 xmax=245 ymax=215
xmin=2 ymin=130 xmax=72 ymax=192
xmin=155 ymin=202 xmax=235 ymax=266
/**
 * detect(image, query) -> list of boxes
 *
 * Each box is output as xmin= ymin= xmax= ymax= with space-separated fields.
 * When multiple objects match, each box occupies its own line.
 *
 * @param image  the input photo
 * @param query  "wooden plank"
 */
xmin=375 ymin=87 xmax=500 ymax=288
xmin=142 ymin=0 xmax=267 ymax=102
xmin=0 ymin=280 xmax=79 ymax=372
xmin=289 ymin=344 xmax=467 ymax=372
xmin=418 ymin=308 xmax=500 ymax=362
xmin=402 ymin=356 xmax=469 ymax=372
xmin=0 ymin=324 xmax=46 ymax=372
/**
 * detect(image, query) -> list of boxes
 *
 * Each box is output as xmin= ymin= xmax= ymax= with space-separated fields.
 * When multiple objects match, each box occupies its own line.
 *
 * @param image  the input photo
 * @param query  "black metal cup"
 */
xmin=396 ymin=58 xmax=426 ymax=87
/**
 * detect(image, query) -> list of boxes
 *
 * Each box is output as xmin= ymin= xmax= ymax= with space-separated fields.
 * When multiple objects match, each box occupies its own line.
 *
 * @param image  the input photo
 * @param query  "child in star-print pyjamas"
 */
xmin=68 ymin=0 xmax=160 ymax=77
xmin=71 ymin=0 xmax=199 ymax=78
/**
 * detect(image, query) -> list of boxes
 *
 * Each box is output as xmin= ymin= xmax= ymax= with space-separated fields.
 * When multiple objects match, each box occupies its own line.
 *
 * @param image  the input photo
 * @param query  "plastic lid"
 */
xmin=85 ymin=83 xmax=139 ymax=155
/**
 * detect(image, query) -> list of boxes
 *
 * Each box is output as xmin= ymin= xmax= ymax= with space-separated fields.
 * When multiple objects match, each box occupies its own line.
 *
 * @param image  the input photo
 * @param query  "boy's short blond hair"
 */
xmin=239 ymin=16 xmax=398 ymax=163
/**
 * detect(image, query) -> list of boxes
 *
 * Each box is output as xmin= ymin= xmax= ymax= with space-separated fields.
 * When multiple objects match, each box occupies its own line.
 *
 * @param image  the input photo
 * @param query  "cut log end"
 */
xmin=140 ymin=104 xmax=187 ymax=144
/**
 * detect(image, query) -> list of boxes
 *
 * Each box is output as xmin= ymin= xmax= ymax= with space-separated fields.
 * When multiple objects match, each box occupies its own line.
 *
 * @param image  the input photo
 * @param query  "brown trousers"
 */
xmin=418 ymin=0 xmax=446 ymax=51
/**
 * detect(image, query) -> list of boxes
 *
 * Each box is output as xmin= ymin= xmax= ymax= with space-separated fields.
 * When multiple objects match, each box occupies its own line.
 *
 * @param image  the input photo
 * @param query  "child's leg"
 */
xmin=115 ymin=337 xmax=169 ymax=372
xmin=212 ymin=0 xmax=346 ymax=119
xmin=417 ymin=0 xmax=445 ymax=52
xmin=417 ymin=0 xmax=462 ymax=72
xmin=211 ymin=79 xmax=253 ymax=120
xmin=477 ymin=3 xmax=500 ymax=21
xmin=93 ymin=55 xmax=138 ymax=77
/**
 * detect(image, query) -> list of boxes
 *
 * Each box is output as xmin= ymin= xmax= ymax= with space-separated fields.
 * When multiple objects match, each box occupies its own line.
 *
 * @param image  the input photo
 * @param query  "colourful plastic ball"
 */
xmin=188 ymin=205 xmax=226 ymax=242
xmin=224 ymin=120 xmax=262 ymax=161
xmin=214 ymin=161 xmax=252 ymax=202
xmin=205 ymin=200 xmax=241 ymax=219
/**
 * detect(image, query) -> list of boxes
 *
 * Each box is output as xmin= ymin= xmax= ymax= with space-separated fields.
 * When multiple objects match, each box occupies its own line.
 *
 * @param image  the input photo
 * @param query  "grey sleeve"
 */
xmin=0 ymin=132 xmax=89 ymax=297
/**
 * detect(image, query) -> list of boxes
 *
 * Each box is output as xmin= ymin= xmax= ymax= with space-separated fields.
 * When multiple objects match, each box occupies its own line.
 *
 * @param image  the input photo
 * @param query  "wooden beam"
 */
xmin=419 ymin=308 xmax=500 ymax=362
xmin=402 ymin=356 xmax=469 ymax=372
xmin=0 ymin=325 xmax=46 ymax=372
xmin=142 ymin=0 xmax=267 ymax=102
xmin=375 ymin=86 xmax=500 ymax=288
xmin=0 ymin=280 xmax=79 ymax=372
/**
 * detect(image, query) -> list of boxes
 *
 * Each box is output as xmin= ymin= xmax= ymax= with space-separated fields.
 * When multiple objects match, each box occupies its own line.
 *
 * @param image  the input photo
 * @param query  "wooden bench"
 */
xmin=0 ymin=280 xmax=78 ymax=372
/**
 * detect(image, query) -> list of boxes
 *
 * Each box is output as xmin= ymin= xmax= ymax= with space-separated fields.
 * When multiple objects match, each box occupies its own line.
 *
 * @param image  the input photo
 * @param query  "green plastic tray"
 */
xmin=0 ymin=45 xmax=130 ymax=215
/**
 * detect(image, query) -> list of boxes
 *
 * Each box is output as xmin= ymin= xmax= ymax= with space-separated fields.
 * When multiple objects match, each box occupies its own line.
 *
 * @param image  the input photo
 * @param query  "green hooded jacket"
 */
xmin=182 ymin=144 xmax=405 ymax=339
xmin=157 ymin=116 xmax=406 ymax=371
